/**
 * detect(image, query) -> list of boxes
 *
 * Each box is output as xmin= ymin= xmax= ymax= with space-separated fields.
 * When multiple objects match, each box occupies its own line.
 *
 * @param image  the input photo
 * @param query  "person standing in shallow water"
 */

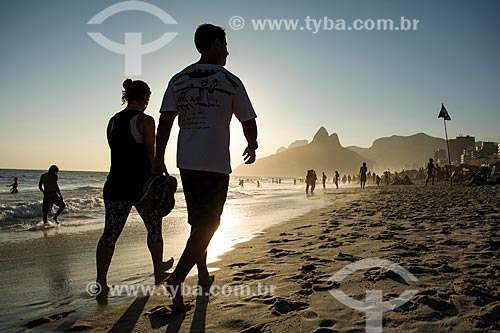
xmin=322 ymin=172 xmax=327 ymax=189
xmin=153 ymin=24 xmax=258 ymax=312
xmin=360 ymin=162 xmax=368 ymax=189
xmin=95 ymin=79 xmax=174 ymax=302
xmin=306 ymin=170 xmax=313 ymax=194
xmin=39 ymin=165 xmax=65 ymax=224
xmin=334 ymin=171 xmax=340 ymax=189
xmin=7 ymin=177 xmax=19 ymax=193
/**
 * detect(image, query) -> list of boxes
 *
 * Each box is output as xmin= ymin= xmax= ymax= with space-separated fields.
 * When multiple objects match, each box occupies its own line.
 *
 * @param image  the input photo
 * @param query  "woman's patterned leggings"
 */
xmin=98 ymin=199 xmax=163 ymax=248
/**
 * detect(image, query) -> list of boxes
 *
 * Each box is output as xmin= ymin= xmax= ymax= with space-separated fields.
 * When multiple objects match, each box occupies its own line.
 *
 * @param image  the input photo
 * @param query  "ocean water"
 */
xmin=0 ymin=169 xmax=328 ymax=332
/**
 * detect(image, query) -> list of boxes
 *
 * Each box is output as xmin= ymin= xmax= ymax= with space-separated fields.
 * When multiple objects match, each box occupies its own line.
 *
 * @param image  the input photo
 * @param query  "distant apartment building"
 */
xmin=462 ymin=141 xmax=499 ymax=166
xmin=449 ymin=135 xmax=475 ymax=165
xmin=475 ymin=141 xmax=498 ymax=158
xmin=461 ymin=146 xmax=476 ymax=164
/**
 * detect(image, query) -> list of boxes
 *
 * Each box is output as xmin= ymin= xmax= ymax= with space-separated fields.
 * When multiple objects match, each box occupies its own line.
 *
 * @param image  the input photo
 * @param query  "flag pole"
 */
xmin=443 ymin=118 xmax=453 ymax=188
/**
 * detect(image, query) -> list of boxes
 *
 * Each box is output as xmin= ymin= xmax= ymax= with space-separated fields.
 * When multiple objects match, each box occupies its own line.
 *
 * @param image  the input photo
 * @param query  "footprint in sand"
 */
xmin=301 ymin=310 xmax=320 ymax=321
xmin=244 ymin=294 xmax=276 ymax=304
xmin=334 ymin=252 xmax=360 ymax=262
xmin=233 ymin=268 xmax=275 ymax=281
xmin=227 ymin=262 xmax=249 ymax=268
xmin=271 ymin=298 xmax=309 ymax=315
xmin=221 ymin=319 xmax=256 ymax=331
xmin=412 ymin=290 xmax=458 ymax=315
xmin=473 ymin=302 xmax=500 ymax=331
xmin=268 ymin=248 xmax=296 ymax=258
xmin=312 ymin=328 xmax=335 ymax=333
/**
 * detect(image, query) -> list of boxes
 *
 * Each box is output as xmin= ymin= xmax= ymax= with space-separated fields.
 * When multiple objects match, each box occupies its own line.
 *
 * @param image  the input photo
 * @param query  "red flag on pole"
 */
xmin=438 ymin=103 xmax=451 ymax=120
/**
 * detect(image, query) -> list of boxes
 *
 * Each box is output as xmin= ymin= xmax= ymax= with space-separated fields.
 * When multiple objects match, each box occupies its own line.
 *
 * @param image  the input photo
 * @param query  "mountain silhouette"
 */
xmin=234 ymin=129 xmax=447 ymax=176
xmin=234 ymin=127 xmax=370 ymax=177
xmin=346 ymin=133 xmax=446 ymax=171
xmin=276 ymin=139 xmax=308 ymax=154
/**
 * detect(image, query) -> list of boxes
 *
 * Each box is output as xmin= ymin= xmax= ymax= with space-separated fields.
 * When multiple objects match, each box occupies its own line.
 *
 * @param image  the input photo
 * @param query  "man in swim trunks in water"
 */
xmin=39 ymin=165 xmax=66 ymax=224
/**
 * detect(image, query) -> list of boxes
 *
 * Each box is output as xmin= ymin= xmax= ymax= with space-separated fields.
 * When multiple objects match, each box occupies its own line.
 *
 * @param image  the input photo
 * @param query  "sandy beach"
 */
xmin=26 ymin=183 xmax=500 ymax=333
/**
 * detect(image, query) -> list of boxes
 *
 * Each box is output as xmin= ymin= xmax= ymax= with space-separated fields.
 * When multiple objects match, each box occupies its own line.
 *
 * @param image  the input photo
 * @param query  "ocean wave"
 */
xmin=0 ymin=195 xmax=104 ymax=223
xmin=65 ymin=196 xmax=104 ymax=212
xmin=71 ymin=185 xmax=103 ymax=192
xmin=226 ymin=190 xmax=253 ymax=200
xmin=0 ymin=202 xmax=41 ymax=222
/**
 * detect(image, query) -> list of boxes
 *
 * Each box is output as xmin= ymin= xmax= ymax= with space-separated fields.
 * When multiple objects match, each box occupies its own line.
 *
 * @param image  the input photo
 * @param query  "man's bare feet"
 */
xmin=164 ymin=276 xmax=191 ymax=312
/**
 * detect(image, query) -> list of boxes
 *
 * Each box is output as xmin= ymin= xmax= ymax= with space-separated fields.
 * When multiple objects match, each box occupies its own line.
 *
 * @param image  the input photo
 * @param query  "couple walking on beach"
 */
xmin=95 ymin=24 xmax=259 ymax=311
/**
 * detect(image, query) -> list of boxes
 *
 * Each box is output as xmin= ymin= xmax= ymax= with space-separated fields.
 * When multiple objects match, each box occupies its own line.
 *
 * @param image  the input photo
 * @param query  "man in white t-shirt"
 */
xmin=153 ymin=24 xmax=258 ymax=311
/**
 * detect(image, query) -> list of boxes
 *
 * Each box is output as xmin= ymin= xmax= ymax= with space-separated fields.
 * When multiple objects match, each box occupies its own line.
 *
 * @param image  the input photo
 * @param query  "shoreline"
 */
xmin=1 ymin=184 xmax=330 ymax=332
xmin=21 ymin=184 xmax=500 ymax=332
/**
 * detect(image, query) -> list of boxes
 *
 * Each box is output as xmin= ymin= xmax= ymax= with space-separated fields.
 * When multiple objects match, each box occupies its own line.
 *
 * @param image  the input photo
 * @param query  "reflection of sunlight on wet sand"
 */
xmin=207 ymin=205 xmax=242 ymax=264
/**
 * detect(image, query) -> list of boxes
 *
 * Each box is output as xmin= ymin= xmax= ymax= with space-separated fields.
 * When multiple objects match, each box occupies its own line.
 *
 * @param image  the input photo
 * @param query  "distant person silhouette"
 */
xmin=39 ymin=165 xmax=65 ymax=224
xmin=404 ymin=175 xmax=413 ymax=185
xmin=311 ymin=170 xmax=317 ymax=192
xmin=322 ymin=172 xmax=327 ymax=189
xmin=95 ymin=79 xmax=174 ymax=303
xmin=425 ymin=158 xmax=436 ymax=186
xmin=342 ymin=174 xmax=347 ymax=184
xmin=306 ymin=170 xmax=313 ymax=194
xmin=7 ymin=177 xmax=18 ymax=193
xmin=334 ymin=171 xmax=340 ymax=189
xmin=436 ymin=163 xmax=442 ymax=182
xmin=152 ymin=24 xmax=258 ymax=312
xmin=360 ymin=162 xmax=368 ymax=189
xmin=376 ymin=174 xmax=381 ymax=186
xmin=305 ymin=169 xmax=317 ymax=194
xmin=348 ymin=174 xmax=351 ymax=184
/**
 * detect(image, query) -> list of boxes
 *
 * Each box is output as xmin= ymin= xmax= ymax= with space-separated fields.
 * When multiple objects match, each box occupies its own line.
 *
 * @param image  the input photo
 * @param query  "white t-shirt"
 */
xmin=160 ymin=64 xmax=257 ymax=174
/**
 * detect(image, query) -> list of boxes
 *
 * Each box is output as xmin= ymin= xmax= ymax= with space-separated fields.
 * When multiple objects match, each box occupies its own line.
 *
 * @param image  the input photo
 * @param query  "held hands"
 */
xmin=242 ymin=147 xmax=256 ymax=164
xmin=152 ymin=160 xmax=169 ymax=176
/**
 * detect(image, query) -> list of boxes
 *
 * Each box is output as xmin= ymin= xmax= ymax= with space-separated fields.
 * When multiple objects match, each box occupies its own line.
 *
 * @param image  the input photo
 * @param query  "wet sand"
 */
xmin=33 ymin=183 xmax=500 ymax=332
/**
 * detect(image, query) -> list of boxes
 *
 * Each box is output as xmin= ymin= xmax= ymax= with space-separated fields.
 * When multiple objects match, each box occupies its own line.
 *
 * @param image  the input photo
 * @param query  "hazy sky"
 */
xmin=1 ymin=0 xmax=499 ymax=171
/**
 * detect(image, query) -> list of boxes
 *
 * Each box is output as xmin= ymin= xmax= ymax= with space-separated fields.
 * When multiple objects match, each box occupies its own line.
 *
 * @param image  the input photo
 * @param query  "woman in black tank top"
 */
xmin=94 ymin=79 xmax=173 ymax=302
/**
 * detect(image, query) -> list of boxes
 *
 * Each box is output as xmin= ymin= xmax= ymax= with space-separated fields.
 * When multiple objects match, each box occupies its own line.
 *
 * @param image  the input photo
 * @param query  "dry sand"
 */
xmin=41 ymin=183 xmax=499 ymax=333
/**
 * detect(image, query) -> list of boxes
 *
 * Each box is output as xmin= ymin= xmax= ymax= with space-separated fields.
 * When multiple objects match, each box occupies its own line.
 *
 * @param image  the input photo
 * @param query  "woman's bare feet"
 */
xmin=160 ymin=257 xmax=174 ymax=271
xmin=154 ymin=257 xmax=175 ymax=284
xmin=94 ymin=282 xmax=110 ymax=305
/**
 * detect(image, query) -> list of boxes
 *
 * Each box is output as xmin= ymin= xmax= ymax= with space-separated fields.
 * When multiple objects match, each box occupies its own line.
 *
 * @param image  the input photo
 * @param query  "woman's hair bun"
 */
xmin=122 ymin=78 xmax=133 ymax=90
